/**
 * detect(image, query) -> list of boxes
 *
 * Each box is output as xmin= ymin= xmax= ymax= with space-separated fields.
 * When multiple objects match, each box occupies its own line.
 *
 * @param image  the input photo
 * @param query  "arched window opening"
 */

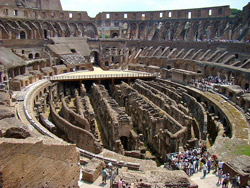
xmin=20 ymin=31 xmax=26 ymax=39
xmin=28 ymin=53 xmax=33 ymax=59
xmin=35 ymin=53 xmax=40 ymax=59
xmin=120 ymin=136 xmax=128 ymax=150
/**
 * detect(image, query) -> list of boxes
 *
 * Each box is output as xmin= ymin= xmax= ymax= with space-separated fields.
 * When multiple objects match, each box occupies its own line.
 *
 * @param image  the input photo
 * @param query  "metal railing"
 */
xmin=49 ymin=73 xmax=155 ymax=81
xmin=155 ymin=183 xmax=191 ymax=188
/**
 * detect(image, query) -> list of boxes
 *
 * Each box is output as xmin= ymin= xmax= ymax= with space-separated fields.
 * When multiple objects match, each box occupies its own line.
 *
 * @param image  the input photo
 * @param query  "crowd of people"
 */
xmin=166 ymin=146 xmax=243 ymax=188
xmin=189 ymin=76 xmax=235 ymax=92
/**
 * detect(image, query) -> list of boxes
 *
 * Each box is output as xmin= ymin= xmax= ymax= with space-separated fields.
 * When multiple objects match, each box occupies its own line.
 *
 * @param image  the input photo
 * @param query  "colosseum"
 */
xmin=0 ymin=0 xmax=250 ymax=187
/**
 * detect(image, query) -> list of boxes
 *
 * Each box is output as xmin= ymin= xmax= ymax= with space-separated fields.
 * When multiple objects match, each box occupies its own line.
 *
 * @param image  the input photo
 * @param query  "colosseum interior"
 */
xmin=0 ymin=0 xmax=250 ymax=187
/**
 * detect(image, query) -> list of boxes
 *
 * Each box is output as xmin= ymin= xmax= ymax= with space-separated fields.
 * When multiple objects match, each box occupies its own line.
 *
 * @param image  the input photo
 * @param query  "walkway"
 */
xmin=49 ymin=67 xmax=155 ymax=81
xmin=191 ymin=170 xmax=233 ymax=188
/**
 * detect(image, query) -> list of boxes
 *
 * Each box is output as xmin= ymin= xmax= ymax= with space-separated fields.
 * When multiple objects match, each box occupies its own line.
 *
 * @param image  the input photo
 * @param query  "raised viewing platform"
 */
xmin=49 ymin=67 xmax=156 ymax=81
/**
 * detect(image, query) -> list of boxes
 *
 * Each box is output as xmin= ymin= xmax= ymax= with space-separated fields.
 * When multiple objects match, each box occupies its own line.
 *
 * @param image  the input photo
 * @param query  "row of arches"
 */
xmin=108 ymin=18 xmax=246 ymax=41
xmin=0 ymin=19 xmax=98 ymax=39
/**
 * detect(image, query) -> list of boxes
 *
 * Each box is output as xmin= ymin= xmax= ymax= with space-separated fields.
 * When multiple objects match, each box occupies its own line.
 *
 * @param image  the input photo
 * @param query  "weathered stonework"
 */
xmin=0 ymin=138 xmax=80 ymax=188
xmin=81 ymin=158 xmax=105 ymax=183
xmin=90 ymin=84 xmax=134 ymax=153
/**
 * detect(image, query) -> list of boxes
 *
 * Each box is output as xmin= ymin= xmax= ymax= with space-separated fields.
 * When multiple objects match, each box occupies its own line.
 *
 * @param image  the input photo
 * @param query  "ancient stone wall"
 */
xmin=0 ymin=138 xmax=79 ymax=188
xmin=127 ymin=44 xmax=250 ymax=90
xmin=157 ymin=79 xmax=249 ymax=140
xmin=96 ymin=6 xmax=230 ymax=21
xmin=112 ymin=82 xmax=188 ymax=157
xmin=132 ymin=79 xmax=191 ymax=128
xmin=61 ymin=96 xmax=90 ymax=131
xmin=182 ymin=92 xmax=207 ymax=140
xmin=81 ymin=96 xmax=96 ymax=134
xmin=49 ymin=90 xmax=102 ymax=154
xmin=90 ymin=84 xmax=133 ymax=152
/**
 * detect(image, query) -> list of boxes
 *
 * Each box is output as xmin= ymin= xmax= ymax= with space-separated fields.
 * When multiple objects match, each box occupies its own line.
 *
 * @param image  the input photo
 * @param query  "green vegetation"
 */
xmin=231 ymin=144 xmax=250 ymax=156
xmin=231 ymin=8 xmax=242 ymax=17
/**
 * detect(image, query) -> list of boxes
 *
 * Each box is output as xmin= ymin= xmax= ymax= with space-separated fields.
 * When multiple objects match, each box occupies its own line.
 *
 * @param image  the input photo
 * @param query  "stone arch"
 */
xmin=84 ymin=23 xmax=97 ymax=38
xmin=172 ymin=22 xmax=180 ymax=40
xmin=138 ymin=23 xmax=145 ymax=40
xmin=204 ymin=65 xmax=211 ymax=77
xmin=189 ymin=62 xmax=195 ymax=72
xmin=130 ymin=23 xmax=137 ymax=39
xmin=20 ymin=31 xmax=26 ymax=39
xmin=209 ymin=105 xmax=215 ymax=114
xmin=202 ymin=21 xmax=211 ymax=40
xmin=0 ymin=24 xmax=10 ymax=39
xmin=42 ymin=22 xmax=50 ymax=38
xmin=60 ymin=23 xmax=69 ymax=37
xmin=69 ymin=23 xmax=77 ymax=37
xmin=174 ymin=61 xmax=181 ymax=69
xmin=219 ymin=68 xmax=226 ymax=80
xmin=90 ymin=51 xmax=100 ymax=66
xmin=227 ymin=71 xmax=234 ymax=82
xmin=78 ymin=23 xmax=84 ymax=34
xmin=212 ymin=20 xmax=221 ymax=38
xmin=191 ymin=21 xmax=200 ymax=41
xmin=182 ymin=61 xmax=188 ymax=70
xmin=223 ymin=118 xmax=232 ymax=138
xmin=28 ymin=53 xmax=33 ymax=59
xmin=211 ymin=67 xmax=218 ymax=77
xmin=35 ymin=53 xmax=40 ymax=59
xmin=163 ymin=22 xmax=171 ymax=40
xmin=112 ymin=32 xmax=119 ymax=38
xmin=120 ymin=136 xmax=128 ymax=150
xmin=26 ymin=21 xmax=40 ymax=39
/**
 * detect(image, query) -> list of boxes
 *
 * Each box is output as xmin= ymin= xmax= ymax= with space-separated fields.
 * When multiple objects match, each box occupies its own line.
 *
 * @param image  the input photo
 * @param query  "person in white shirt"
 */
xmin=202 ymin=163 xmax=207 ymax=178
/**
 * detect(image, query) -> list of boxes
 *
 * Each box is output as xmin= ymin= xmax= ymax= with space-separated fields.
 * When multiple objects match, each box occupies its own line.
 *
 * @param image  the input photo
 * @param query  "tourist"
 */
xmin=199 ymin=158 xmax=203 ymax=171
xmin=101 ymin=167 xmax=108 ymax=184
xmin=222 ymin=173 xmax=230 ymax=188
xmin=236 ymin=175 xmax=241 ymax=187
xmin=231 ymin=175 xmax=237 ymax=188
xmin=214 ymin=159 xmax=218 ymax=174
xmin=202 ymin=163 xmax=207 ymax=178
xmin=217 ymin=169 xmax=223 ymax=185
xmin=108 ymin=162 xmax=113 ymax=176
xmin=207 ymin=158 xmax=211 ymax=173
xmin=189 ymin=162 xmax=194 ymax=176
xmin=125 ymin=183 xmax=129 ymax=188
xmin=218 ymin=160 xmax=224 ymax=172
xmin=118 ymin=178 xmax=123 ymax=188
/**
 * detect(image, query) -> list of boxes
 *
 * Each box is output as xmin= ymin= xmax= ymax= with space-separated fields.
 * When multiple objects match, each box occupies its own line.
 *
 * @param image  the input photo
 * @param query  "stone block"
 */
xmin=0 ymin=138 xmax=79 ymax=188
xmin=82 ymin=158 xmax=105 ymax=183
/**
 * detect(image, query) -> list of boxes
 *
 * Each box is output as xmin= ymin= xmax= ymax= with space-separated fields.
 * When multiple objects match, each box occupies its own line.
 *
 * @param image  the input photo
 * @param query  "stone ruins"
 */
xmin=0 ymin=0 xmax=250 ymax=187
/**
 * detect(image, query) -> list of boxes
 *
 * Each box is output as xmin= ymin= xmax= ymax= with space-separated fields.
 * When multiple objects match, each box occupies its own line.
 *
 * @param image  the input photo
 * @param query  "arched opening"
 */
xmin=112 ymin=32 xmax=118 ymax=38
xmin=20 ymin=31 xmax=26 ymax=39
xmin=90 ymin=51 xmax=100 ymax=66
xmin=209 ymin=106 xmax=215 ymax=114
xmin=44 ymin=29 xmax=48 ymax=39
xmin=35 ymin=53 xmax=40 ymax=59
xmin=120 ymin=136 xmax=128 ymax=150
xmin=223 ymin=118 xmax=231 ymax=138
xmin=204 ymin=101 xmax=208 ymax=109
xmin=196 ymin=97 xmax=201 ymax=102
xmin=211 ymin=67 xmax=217 ymax=77
xmin=219 ymin=69 xmax=226 ymax=80
xmin=167 ymin=65 xmax=172 ymax=70
xmin=28 ymin=53 xmax=33 ymax=59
